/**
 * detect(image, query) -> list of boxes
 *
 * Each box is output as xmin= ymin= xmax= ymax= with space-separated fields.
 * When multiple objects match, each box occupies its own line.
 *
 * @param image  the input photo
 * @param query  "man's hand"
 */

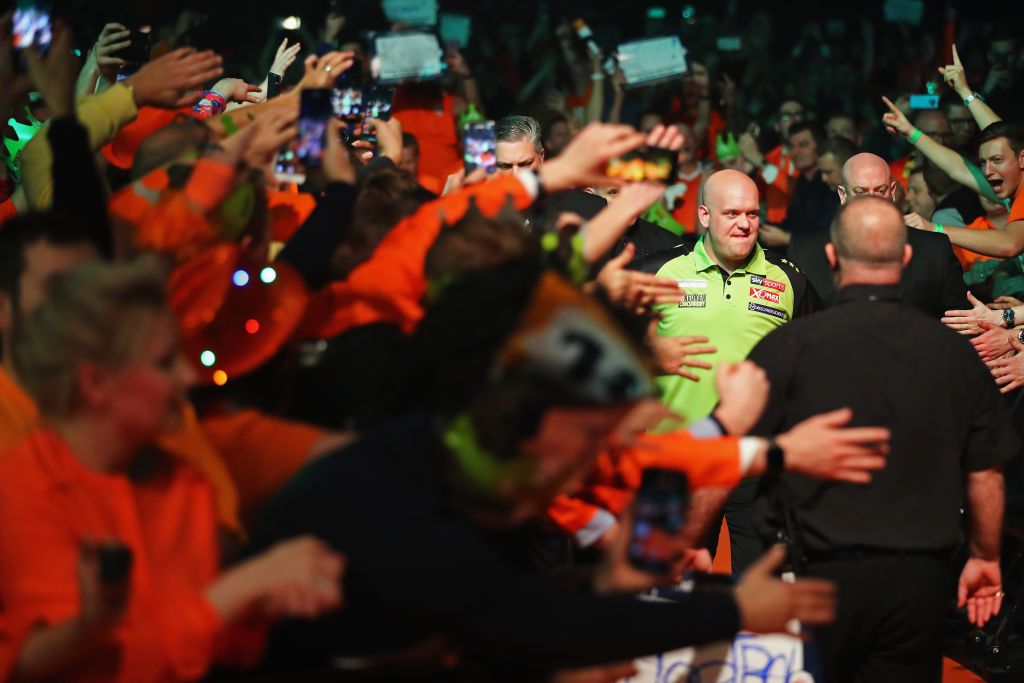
xmin=881 ymin=95 xmax=915 ymax=138
xmin=596 ymin=243 xmax=683 ymax=314
xmin=939 ymin=44 xmax=972 ymax=99
xmin=441 ymin=167 xmax=487 ymax=196
xmin=989 ymin=296 xmax=1024 ymax=310
xmin=298 ymin=51 xmax=355 ymax=90
xmin=646 ymin=122 xmax=685 ymax=152
xmin=738 ymin=126 xmax=764 ymax=168
xmin=713 ymin=361 xmax=769 ymax=435
xmin=254 ymin=536 xmax=345 ymax=619
xmin=776 ymin=408 xmax=890 ymax=484
xmin=904 ymin=212 xmax=936 ymax=232
xmin=0 ymin=13 xmax=32 ymax=111
xmin=212 ymin=77 xmax=263 ymax=104
xmin=759 ymin=223 xmax=791 ymax=248
xmin=24 ymin=25 xmax=78 ymax=118
xmin=988 ymin=333 xmax=1024 ymax=393
xmin=322 ymin=118 xmax=356 ymax=185
xmin=647 ymin=329 xmax=716 ymax=381
xmin=271 ymin=37 xmax=302 ymax=77
xmin=366 ymin=116 xmax=404 ymax=165
xmin=958 ymin=557 xmax=1003 ymax=628
xmin=91 ymin=23 xmax=131 ymax=82
xmin=972 ymin=321 xmax=1014 ymax=362
xmin=734 ymin=545 xmax=836 ymax=633
xmin=942 ymin=291 xmax=1002 ymax=335
xmin=540 ymin=123 xmax=646 ymax=192
xmin=125 ymin=48 xmax=223 ymax=109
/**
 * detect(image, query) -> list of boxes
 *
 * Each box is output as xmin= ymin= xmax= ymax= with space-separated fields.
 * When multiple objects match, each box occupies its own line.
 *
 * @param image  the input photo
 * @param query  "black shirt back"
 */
xmin=747 ymin=285 xmax=1019 ymax=553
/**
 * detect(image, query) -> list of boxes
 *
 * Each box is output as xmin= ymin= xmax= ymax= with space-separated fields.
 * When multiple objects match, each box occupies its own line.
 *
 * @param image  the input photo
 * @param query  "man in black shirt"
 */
xmin=747 ymin=197 xmax=1018 ymax=683
xmin=788 ymin=153 xmax=970 ymax=315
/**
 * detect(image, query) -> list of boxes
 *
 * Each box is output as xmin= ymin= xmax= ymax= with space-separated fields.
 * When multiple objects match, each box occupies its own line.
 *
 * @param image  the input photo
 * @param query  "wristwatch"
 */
xmin=765 ymin=438 xmax=785 ymax=479
xmin=1004 ymin=307 xmax=1016 ymax=329
xmin=1017 ymin=329 xmax=1024 ymax=345
xmin=963 ymin=91 xmax=984 ymax=106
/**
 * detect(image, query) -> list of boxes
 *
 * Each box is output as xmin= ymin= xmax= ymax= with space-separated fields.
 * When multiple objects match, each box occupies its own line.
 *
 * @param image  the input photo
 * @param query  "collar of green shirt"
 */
xmin=691 ymin=234 xmax=768 ymax=277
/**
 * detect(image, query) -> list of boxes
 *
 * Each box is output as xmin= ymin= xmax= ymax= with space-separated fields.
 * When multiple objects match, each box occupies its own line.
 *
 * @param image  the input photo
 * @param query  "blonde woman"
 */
xmin=0 ymin=259 xmax=344 ymax=682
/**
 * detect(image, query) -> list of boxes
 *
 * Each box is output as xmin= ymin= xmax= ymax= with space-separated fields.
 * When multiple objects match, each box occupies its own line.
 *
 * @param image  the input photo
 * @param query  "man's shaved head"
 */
xmin=839 ymin=153 xmax=896 ymax=204
xmin=830 ymin=196 xmax=907 ymax=266
xmin=698 ymin=170 xmax=762 ymax=270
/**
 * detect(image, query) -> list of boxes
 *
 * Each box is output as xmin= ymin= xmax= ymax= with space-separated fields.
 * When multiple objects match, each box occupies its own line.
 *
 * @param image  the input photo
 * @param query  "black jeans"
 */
xmin=803 ymin=552 xmax=956 ymax=683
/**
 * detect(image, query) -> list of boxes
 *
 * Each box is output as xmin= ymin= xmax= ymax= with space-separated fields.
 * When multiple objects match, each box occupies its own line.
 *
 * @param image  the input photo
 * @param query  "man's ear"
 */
xmin=825 ymin=242 xmax=839 ymax=271
xmin=889 ymin=180 xmax=898 ymax=198
xmin=76 ymin=361 xmax=113 ymax=412
xmin=697 ymin=205 xmax=711 ymax=230
xmin=1017 ymin=148 xmax=1024 ymax=171
xmin=837 ymin=186 xmax=847 ymax=205
xmin=902 ymin=243 xmax=914 ymax=267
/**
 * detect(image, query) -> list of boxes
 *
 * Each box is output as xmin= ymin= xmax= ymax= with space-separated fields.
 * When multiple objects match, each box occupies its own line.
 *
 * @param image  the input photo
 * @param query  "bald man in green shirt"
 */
xmin=648 ymin=169 xmax=821 ymax=571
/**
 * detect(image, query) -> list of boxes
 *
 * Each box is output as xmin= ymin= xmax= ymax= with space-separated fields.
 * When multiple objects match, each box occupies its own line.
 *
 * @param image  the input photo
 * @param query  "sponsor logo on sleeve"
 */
xmin=749 ymin=275 xmax=787 ymax=292
xmin=748 ymin=302 xmax=788 ymax=320
xmin=678 ymin=292 xmax=707 ymax=308
xmin=749 ymin=287 xmax=781 ymax=304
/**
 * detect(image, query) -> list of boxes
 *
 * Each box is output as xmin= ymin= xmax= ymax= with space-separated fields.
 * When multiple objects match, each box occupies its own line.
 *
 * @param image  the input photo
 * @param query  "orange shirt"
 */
xmin=393 ymin=89 xmax=462 ymax=197
xmin=200 ymin=410 xmax=321 ymax=523
xmin=0 ymin=429 xmax=225 ymax=682
xmin=544 ymin=430 xmax=741 ymax=536
xmin=953 ymin=216 xmax=1004 ymax=272
xmin=0 ymin=366 xmax=37 ymax=456
xmin=1009 ymin=187 xmax=1024 ymax=225
xmin=890 ymin=157 xmax=912 ymax=192
xmin=267 ymin=188 xmax=317 ymax=243
xmin=668 ymin=167 xmax=706 ymax=233
xmin=762 ymin=145 xmax=798 ymax=224
xmin=298 ymin=173 xmax=536 ymax=339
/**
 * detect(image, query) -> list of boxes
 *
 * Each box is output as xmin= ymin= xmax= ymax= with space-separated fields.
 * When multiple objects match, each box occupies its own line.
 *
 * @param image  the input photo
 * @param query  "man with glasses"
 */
xmin=789 ymin=153 xmax=968 ymax=314
xmin=943 ymin=99 xmax=978 ymax=155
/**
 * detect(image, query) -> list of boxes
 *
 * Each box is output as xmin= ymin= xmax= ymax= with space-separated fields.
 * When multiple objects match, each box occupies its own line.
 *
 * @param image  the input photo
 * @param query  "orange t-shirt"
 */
xmin=953 ymin=216 xmax=1004 ymax=271
xmin=393 ymin=89 xmax=462 ymax=196
xmin=763 ymin=145 xmax=797 ymax=224
xmin=0 ymin=366 xmax=243 ymax=536
xmin=0 ymin=429 xmax=225 ymax=682
xmin=890 ymin=157 xmax=912 ymax=192
xmin=1009 ymin=187 xmax=1024 ymax=225
xmin=199 ymin=410 xmax=322 ymax=522
xmin=668 ymin=168 xmax=706 ymax=233
xmin=267 ymin=188 xmax=317 ymax=244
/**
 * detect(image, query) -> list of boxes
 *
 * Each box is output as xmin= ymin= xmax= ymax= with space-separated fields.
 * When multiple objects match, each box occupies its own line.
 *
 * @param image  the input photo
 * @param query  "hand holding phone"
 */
xmin=11 ymin=1 xmax=53 ymax=71
xmin=628 ymin=469 xmax=689 ymax=573
xmin=606 ymin=147 xmax=678 ymax=184
xmin=463 ymin=121 xmax=497 ymax=175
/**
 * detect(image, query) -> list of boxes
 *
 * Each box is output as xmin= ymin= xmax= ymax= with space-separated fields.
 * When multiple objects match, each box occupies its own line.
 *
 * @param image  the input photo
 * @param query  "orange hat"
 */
xmin=170 ymin=243 xmax=309 ymax=386
xmin=102 ymin=107 xmax=194 ymax=170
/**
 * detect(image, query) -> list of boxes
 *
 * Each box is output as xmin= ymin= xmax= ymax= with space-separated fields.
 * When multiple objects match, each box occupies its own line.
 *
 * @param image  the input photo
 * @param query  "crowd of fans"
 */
xmin=1 ymin=1 xmax=1024 ymax=682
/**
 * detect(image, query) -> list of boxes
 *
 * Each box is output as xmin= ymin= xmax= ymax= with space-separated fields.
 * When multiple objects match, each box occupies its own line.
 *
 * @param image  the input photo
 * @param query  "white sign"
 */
xmin=382 ymin=0 xmax=438 ymax=27
xmin=625 ymin=633 xmax=814 ymax=683
xmin=439 ymin=12 xmax=471 ymax=48
xmin=373 ymin=32 xmax=444 ymax=84
xmin=617 ymin=37 xmax=688 ymax=88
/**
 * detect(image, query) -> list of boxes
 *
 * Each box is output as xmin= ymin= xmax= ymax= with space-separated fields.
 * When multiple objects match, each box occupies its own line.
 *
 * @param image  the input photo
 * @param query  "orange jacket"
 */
xmin=545 ymin=430 xmax=742 ymax=539
xmin=393 ymin=89 xmax=462 ymax=196
xmin=298 ymin=173 xmax=536 ymax=339
xmin=0 ymin=430 xmax=227 ymax=682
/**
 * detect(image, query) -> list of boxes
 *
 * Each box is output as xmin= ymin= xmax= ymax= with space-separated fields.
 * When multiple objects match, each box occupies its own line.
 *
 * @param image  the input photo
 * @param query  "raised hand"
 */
xmin=213 ymin=77 xmax=263 ymax=104
xmin=938 ymin=44 xmax=971 ymax=98
xmin=972 ymin=321 xmax=1013 ymax=362
xmin=776 ymin=408 xmax=890 ymax=484
xmin=735 ymin=546 xmax=836 ymax=632
xmin=91 ymin=23 xmax=131 ymax=82
xmin=0 ymin=12 xmax=33 ymax=112
xmin=881 ymin=95 xmax=914 ymax=138
xmin=988 ymin=296 xmax=1024 ymax=310
xmin=942 ymin=291 xmax=1001 ymax=335
xmin=714 ymin=361 xmax=769 ymax=435
xmin=988 ymin=333 xmax=1024 ymax=394
xmin=24 ymin=24 xmax=79 ymax=117
xmin=271 ymin=38 xmax=302 ymax=77
xmin=540 ymin=123 xmax=647 ymax=192
xmin=125 ymin=48 xmax=224 ymax=109
xmin=647 ymin=328 xmax=716 ymax=381
xmin=596 ymin=243 xmax=683 ymax=314
xmin=299 ymin=51 xmax=355 ymax=90
xmin=904 ymin=212 xmax=935 ymax=232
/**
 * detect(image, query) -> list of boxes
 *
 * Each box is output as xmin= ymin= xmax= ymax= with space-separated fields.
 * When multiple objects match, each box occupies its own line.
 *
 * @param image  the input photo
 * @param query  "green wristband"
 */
xmin=933 ymin=223 xmax=945 ymax=233
xmin=909 ymin=129 xmax=922 ymax=144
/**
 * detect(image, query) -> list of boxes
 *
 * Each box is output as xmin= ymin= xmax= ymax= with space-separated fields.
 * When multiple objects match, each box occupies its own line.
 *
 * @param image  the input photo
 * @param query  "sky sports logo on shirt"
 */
xmin=749 ymin=302 xmax=787 ymax=320
xmin=749 ymin=287 xmax=781 ymax=304
xmin=749 ymin=275 xmax=787 ymax=293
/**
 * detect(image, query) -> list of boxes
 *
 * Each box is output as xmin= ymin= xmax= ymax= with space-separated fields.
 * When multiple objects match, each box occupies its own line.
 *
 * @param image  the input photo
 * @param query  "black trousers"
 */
xmin=705 ymin=477 xmax=765 ymax=575
xmin=803 ymin=552 xmax=956 ymax=683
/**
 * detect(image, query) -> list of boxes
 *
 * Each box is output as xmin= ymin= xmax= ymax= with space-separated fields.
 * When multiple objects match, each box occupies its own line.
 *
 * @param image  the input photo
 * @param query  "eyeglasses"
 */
xmin=949 ymin=118 xmax=975 ymax=126
xmin=779 ymin=112 xmax=805 ymax=122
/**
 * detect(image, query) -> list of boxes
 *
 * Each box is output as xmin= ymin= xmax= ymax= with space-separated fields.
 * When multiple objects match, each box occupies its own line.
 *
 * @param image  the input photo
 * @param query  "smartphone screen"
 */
xmin=909 ymin=94 xmax=940 ymax=110
xmin=628 ymin=468 xmax=689 ymax=574
xmin=463 ymin=121 xmax=497 ymax=175
xmin=606 ymin=147 xmax=678 ymax=184
xmin=12 ymin=2 xmax=53 ymax=67
xmin=295 ymin=88 xmax=333 ymax=170
xmin=121 ymin=25 xmax=153 ymax=65
xmin=359 ymin=85 xmax=395 ymax=144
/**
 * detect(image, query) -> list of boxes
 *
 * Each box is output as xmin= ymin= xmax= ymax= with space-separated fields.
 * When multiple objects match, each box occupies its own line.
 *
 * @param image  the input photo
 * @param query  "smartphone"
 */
xmin=98 ymin=544 xmax=133 ymax=584
xmin=628 ymin=469 xmax=690 ymax=574
xmin=120 ymin=24 xmax=153 ymax=65
xmin=606 ymin=147 xmax=678 ymax=184
xmin=331 ymin=60 xmax=364 ymax=127
xmin=116 ymin=63 xmax=140 ymax=82
xmin=716 ymin=36 xmax=742 ymax=52
xmin=909 ymin=94 xmax=940 ymax=110
xmin=359 ymin=84 xmax=395 ymax=144
xmin=463 ymin=121 xmax=497 ymax=175
xmin=292 ymin=88 xmax=333 ymax=176
xmin=11 ymin=1 xmax=53 ymax=70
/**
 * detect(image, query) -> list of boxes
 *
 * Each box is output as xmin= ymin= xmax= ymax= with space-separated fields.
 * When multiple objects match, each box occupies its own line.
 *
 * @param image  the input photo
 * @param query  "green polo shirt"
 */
xmin=653 ymin=236 xmax=818 ymax=423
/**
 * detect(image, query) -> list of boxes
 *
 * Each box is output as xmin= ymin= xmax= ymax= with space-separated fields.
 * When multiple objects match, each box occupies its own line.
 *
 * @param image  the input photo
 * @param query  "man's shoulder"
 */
xmin=762 ymin=248 xmax=809 ymax=286
xmin=907 ymin=227 xmax=950 ymax=253
xmin=635 ymin=240 xmax=697 ymax=275
xmin=548 ymin=188 xmax=608 ymax=219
